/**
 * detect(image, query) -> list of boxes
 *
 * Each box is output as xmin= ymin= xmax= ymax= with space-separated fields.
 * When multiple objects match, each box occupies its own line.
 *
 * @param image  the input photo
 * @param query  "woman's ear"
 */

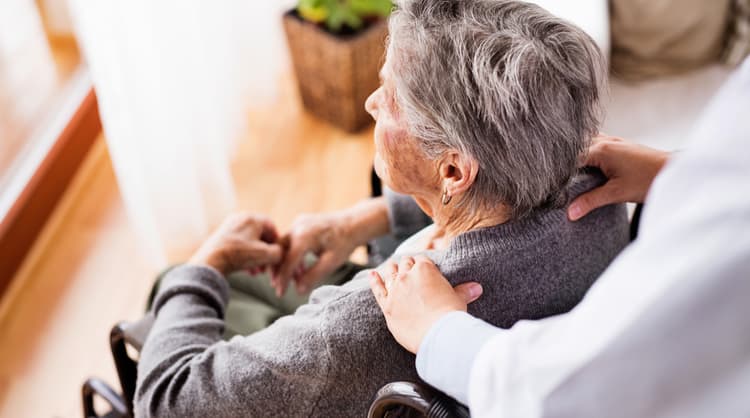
xmin=438 ymin=151 xmax=478 ymax=199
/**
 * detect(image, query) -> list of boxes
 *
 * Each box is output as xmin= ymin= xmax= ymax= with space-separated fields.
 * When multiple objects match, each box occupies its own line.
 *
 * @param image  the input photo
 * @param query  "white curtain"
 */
xmin=69 ymin=1 xmax=294 ymax=264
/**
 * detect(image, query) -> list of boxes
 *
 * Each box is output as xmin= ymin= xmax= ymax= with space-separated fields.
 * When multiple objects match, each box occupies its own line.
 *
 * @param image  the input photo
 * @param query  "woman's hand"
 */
xmin=189 ymin=213 xmax=284 ymax=277
xmin=275 ymin=197 xmax=390 ymax=296
xmin=370 ymin=255 xmax=483 ymax=354
xmin=274 ymin=212 xmax=359 ymax=295
xmin=568 ymin=135 xmax=670 ymax=221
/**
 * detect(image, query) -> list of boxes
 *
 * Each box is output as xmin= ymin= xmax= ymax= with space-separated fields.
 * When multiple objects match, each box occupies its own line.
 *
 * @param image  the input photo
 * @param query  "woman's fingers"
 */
xmin=276 ymin=233 xmax=312 ymax=294
xmin=222 ymin=236 xmax=283 ymax=273
xmin=258 ymin=217 xmax=280 ymax=243
xmin=295 ymin=264 xmax=305 ymax=279
xmin=277 ymin=241 xmax=307 ymax=282
xmin=255 ymin=242 xmax=284 ymax=265
xmin=295 ymin=252 xmax=336 ymax=293
xmin=275 ymin=212 xmax=357 ymax=296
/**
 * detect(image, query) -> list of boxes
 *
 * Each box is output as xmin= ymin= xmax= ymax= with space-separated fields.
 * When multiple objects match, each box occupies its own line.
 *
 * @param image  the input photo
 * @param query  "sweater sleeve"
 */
xmin=384 ymin=186 xmax=432 ymax=239
xmin=135 ymin=265 xmax=333 ymax=418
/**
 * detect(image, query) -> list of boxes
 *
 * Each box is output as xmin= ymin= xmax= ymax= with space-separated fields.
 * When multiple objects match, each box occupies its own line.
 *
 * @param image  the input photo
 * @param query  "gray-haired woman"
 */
xmin=135 ymin=1 xmax=630 ymax=417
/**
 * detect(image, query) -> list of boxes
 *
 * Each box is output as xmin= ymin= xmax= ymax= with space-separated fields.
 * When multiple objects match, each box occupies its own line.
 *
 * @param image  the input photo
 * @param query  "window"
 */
xmin=0 ymin=0 xmax=99 ymax=295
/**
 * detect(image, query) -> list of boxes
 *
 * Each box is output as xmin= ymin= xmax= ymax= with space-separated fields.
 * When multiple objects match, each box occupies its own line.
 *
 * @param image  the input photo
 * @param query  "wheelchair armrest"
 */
xmin=82 ymin=378 xmax=128 ymax=418
xmin=113 ymin=312 xmax=154 ymax=351
xmin=368 ymin=381 xmax=470 ymax=418
xmin=110 ymin=313 xmax=155 ymax=413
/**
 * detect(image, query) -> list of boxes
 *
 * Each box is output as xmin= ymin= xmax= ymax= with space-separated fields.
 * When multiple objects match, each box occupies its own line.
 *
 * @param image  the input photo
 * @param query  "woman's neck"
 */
xmin=429 ymin=203 xmax=510 ymax=250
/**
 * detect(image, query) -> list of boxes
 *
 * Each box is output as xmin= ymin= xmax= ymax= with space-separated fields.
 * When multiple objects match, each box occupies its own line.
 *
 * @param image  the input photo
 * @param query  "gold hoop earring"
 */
xmin=441 ymin=190 xmax=452 ymax=205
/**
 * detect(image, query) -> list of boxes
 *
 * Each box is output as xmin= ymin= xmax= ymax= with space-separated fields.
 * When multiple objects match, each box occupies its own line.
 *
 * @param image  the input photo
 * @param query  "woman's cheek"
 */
xmin=373 ymin=152 xmax=387 ymax=183
xmin=381 ymin=131 xmax=411 ymax=191
xmin=375 ymin=122 xmax=427 ymax=195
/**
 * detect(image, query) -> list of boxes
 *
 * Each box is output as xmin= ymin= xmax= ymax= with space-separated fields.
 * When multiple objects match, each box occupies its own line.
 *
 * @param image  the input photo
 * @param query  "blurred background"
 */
xmin=0 ymin=0 xmax=748 ymax=416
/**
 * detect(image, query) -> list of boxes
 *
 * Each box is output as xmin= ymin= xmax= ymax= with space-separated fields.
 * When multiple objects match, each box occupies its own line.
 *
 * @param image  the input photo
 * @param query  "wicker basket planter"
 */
xmin=283 ymin=10 xmax=388 ymax=132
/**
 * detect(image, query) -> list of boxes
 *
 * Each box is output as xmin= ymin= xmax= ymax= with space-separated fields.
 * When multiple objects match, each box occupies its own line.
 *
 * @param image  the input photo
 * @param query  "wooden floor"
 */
xmin=0 ymin=75 xmax=375 ymax=418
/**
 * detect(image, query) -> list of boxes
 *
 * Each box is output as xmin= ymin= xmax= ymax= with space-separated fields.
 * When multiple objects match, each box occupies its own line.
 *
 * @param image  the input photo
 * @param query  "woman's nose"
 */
xmin=365 ymin=88 xmax=380 ymax=119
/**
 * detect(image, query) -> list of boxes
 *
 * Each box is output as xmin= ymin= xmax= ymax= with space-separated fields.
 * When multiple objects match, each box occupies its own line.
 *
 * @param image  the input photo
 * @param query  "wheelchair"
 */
xmin=82 ymin=310 xmax=470 ymax=418
xmin=82 ymin=168 xmax=641 ymax=418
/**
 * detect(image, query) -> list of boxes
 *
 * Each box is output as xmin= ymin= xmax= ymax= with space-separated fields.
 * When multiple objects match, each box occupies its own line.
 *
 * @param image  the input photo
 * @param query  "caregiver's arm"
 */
xmin=568 ymin=135 xmax=670 ymax=220
xmin=370 ymin=257 xmax=492 ymax=404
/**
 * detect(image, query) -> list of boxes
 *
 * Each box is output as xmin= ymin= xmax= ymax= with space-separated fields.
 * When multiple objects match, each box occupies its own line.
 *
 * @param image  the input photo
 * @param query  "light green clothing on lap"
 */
xmin=222 ymin=262 xmax=366 ymax=338
xmin=148 ymin=261 xmax=367 ymax=338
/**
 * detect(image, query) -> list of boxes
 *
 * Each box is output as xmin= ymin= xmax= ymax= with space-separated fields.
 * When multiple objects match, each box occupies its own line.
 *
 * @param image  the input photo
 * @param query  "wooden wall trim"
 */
xmin=0 ymin=88 xmax=101 ymax=296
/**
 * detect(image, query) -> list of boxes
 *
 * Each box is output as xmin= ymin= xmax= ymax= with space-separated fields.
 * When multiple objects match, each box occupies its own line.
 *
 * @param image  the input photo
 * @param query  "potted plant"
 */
xmin=283 ymin=0 xmax=393 ymax=132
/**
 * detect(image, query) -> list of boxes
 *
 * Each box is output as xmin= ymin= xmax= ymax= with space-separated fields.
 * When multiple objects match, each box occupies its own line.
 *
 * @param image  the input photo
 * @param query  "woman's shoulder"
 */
xmin=446 ymin=171 xmax=629 ymax=262
xmin=438 ymin=171 xmax=630 ymax=327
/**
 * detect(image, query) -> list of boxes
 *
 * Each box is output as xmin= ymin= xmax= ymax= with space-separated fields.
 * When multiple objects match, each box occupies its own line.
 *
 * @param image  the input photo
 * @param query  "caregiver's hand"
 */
xmin=568 ymin=135 xmax=670 ymax=221
xmin=189 ymin=213 xmax=284 ymax=277
xmin=370 ymin=255 xmax=483 ymax=354
xmin=276 ymin=197 xmax=391 ymax=296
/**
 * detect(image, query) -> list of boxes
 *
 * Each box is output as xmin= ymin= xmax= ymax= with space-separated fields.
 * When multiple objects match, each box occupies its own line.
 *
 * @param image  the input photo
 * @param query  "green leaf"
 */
xmin=341 ymin=8 xmax=364 ymax=30
xmin=326 ymin=6 xmax=346 ymax=32
xmin=350 ymin=0 xmax=393 ymax=18
xmin=298 ymin=5 xmax=329 ymax=23
xmin=297 ymin=0 xmax=392 ymax=32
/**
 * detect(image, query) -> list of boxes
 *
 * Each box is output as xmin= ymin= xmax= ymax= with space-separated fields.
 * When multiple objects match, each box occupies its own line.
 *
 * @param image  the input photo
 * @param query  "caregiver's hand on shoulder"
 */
xmin=370 ymin=255 xmax=483 ymax=354
xmin=568 ymin=135 xmax=670 ymax=221
xmin=189 ymin=213 xmax=283 ymax=277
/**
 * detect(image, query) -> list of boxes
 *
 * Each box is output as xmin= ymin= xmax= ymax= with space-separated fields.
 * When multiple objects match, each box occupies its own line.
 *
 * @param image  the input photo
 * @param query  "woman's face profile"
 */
xmin=365 ymin=59 xmax=438 ymax=202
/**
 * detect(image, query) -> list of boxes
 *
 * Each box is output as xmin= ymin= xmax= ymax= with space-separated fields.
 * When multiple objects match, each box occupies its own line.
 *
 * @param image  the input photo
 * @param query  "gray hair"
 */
xmin=387 ymin=0 xmax=606 ymax=219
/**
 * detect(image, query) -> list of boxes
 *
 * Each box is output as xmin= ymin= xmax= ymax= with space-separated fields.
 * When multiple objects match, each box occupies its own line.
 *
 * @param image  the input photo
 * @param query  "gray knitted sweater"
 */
xmin=135 ymin=173 xmax=629 ymax=418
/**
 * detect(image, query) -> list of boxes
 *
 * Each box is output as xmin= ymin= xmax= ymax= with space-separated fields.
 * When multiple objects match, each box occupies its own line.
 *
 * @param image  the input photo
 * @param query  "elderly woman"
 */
xmin=134 ymin=1 xmax=629 ymax=417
